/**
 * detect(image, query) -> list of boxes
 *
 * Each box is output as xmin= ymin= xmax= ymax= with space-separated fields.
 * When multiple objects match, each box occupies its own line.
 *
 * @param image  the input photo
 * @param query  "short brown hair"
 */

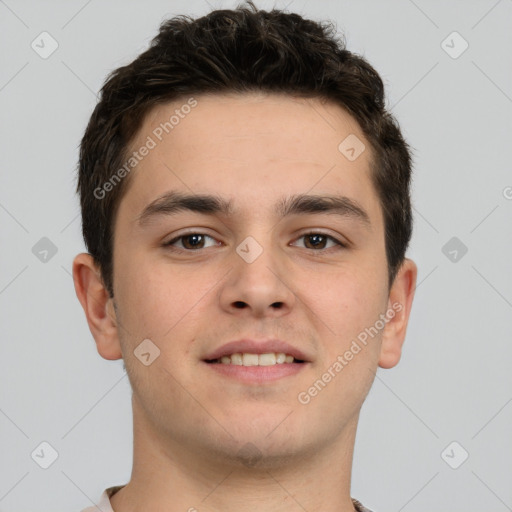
xmin=77 ymin=0 xmax=413 ymax=297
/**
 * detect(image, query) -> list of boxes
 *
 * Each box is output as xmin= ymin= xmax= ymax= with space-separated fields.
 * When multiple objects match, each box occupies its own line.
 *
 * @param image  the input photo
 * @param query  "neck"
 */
xmin=111 ymin=397 xmax=359 ymax=512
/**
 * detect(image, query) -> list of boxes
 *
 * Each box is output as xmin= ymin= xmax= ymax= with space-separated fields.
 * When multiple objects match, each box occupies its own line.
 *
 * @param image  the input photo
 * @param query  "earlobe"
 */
xmin=378 ymin=258 xmax=417 ymax=369
xmin=72 ymin=253 xmax=123 ymax=360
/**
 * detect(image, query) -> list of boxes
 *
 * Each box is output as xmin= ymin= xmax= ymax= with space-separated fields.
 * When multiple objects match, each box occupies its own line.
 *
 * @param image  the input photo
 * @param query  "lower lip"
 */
xmin=204 ymin=361 xmax=308 ymax=383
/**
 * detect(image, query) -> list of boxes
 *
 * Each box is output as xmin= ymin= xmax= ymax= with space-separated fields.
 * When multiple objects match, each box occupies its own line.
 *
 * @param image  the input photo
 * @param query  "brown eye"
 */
xmin=304 ymin=234 xmax=328 ymax=249
xmin=165 ymin=233 xmax=218 ymax=250
xmin=293 ymin=233 xmax=344 ymax=250
xmin=182 ymin=234 xmax=206 ymax=249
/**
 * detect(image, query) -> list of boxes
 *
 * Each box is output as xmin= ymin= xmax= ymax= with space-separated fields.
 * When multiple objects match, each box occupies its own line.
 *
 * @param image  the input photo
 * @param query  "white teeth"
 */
xmin=258 ymin=353 xmax=276 ymax=366
xmin=242 ymin=353 xmax=259 ymax=366
xmin=217 ymin=352 xmax=298 ymax=366
xmin=276 ymin=353 xmax=286 ymax=364
xmin=231 ymin=353 xmax=243 ymax=365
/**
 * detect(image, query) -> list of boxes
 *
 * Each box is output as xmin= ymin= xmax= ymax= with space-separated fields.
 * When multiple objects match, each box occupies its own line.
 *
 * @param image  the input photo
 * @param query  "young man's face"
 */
xmin=75 ymin=92 xmax=415 ymax=467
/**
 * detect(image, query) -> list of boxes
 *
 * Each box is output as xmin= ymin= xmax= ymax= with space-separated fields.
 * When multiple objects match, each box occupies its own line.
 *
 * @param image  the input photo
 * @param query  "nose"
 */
xmin=218 ymin=239 xmax=296 ymax=318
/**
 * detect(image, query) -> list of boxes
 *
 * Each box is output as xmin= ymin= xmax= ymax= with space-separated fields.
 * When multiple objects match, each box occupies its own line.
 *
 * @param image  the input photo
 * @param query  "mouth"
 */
xmin=203 ymin=338 xmax=311 ymax=364
xmin=203 ymin=348 xmax=308 ymax=384
xmin=204 ymin=352 xmax=306 ymax=366
xmin=202 ymin=339 xmax=310 ymax=383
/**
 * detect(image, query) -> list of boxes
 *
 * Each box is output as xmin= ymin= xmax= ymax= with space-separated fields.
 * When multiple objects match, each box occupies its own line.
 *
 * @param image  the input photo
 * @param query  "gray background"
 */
xmin=1 ymin=0 xmax=511 ymax=510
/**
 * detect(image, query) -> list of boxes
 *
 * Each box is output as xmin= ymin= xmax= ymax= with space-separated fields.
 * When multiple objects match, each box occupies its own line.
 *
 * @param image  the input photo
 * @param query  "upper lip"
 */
xmin=203 ymin=339 xmax=311 ymax=362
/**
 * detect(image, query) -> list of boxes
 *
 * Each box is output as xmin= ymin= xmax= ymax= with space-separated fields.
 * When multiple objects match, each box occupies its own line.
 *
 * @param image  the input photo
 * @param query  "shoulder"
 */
xmin=79 ymin=484 xmax=126 ymax=512
xmin=352 ymin=497 xmax=375 ymax=512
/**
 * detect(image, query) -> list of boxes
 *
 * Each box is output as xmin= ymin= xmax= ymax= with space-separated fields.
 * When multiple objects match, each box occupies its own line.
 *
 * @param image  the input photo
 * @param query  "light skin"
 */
xmin=73 ymin=92 xmax=417 ymax=512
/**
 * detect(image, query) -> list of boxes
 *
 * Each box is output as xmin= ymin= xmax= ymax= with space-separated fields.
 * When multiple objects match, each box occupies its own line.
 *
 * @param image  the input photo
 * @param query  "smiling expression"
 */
xmin=107 ymin=91 xmax=393 ymax=465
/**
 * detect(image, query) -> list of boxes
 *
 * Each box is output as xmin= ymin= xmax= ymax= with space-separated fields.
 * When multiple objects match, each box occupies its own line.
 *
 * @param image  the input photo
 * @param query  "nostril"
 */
xmin=233 ymin=301 xmax=247 ymax=309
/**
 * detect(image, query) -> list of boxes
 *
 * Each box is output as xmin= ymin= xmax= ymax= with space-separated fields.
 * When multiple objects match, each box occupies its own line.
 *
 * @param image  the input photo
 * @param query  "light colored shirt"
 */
xmin=80 ymin=485 xmax=374 ymax=511
xmin=80 ymin=485 xmax=124 ymax=512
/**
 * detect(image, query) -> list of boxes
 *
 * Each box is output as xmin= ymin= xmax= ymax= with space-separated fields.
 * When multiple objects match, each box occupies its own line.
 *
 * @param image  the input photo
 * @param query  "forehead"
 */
xmin=118 ymin=92 xmax=381 ymax=226
xmin=138 ymin=92 xmax=367 ymax=161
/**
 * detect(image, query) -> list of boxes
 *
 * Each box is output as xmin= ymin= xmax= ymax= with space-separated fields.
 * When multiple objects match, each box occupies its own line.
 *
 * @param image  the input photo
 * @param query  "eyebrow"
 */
xmin=136 ymin=191 xmax=371 ymax=228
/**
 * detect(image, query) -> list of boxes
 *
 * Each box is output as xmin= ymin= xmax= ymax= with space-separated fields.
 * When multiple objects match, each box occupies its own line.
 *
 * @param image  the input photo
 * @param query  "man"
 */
xmin=73 ymin=2 xmax=417 ymax=511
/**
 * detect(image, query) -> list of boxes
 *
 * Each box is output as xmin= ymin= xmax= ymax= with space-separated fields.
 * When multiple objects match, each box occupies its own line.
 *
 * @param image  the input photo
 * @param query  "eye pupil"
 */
xmin=306 ymin=234 xmax=326 ymax=249
xmin=183 ymin=234 xmax=204 ymax=249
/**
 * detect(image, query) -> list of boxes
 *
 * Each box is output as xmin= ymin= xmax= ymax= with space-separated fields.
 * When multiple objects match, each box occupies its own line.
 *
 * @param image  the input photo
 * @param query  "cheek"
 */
xmin=115 ymin=252 xmax=217 ymax=341
xmin=304 ymin=264 xmax=387 ymax=349
xmin=314 ymin=261 xmax=385 ymax=309
xmin=307 ymin=271 xmax=386 ymax=409
xmin=114 ymin=251 xmax=168 ymax=337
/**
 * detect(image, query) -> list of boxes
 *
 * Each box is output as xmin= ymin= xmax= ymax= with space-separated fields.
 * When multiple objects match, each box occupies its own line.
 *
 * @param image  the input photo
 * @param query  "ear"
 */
xmin=378 ymin=258 xmax=417 ymax=369
xmin=72 ymin=253 xmax=122 ymax=360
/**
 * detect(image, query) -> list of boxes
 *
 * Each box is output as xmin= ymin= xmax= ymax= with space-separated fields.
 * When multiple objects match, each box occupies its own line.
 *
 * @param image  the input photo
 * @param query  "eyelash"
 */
xmin=163 ymin=232 xmax=347 ymax=252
